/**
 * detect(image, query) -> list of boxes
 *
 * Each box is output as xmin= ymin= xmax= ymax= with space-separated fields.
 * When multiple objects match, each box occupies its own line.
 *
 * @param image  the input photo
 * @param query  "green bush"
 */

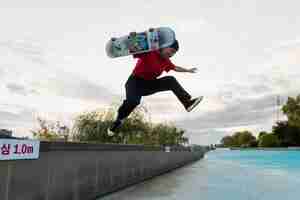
xmin=72 ymin=105 xmax=189 ymax=145
xmin=258 ymin=134 xmax=280 ymax=147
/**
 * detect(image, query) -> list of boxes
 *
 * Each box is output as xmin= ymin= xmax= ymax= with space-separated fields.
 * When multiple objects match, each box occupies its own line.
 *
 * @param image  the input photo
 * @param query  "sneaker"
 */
xmin=107 ymin=119 xmax=123 ymax=136
xmin=107 ymin=128 xmax=115 ymax=136
xmin=185 ymin=96 xmax=203 ymax=112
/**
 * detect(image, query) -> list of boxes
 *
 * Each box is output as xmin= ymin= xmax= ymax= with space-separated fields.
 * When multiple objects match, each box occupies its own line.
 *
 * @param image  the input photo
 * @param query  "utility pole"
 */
xmin=276 ymin=95 xmax=281 ymax=122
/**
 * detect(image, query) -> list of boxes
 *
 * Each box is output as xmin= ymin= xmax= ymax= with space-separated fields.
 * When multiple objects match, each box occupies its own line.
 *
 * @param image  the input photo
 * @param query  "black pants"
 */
xmin=116 ymin=75 xmax=191 ymax=121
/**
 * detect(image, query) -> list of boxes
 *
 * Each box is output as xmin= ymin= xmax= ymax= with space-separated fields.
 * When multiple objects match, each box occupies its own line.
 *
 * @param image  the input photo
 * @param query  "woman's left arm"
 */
xmin=174 ymin=66 xmax=198 ymax=73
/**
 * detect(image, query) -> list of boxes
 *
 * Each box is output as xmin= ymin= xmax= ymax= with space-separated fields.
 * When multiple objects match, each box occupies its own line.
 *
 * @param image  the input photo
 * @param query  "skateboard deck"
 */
xmin=106 ymin=27 xmax=175 ymax=58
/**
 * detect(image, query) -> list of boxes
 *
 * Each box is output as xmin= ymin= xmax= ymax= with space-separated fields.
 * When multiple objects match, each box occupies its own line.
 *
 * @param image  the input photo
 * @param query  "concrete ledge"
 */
xmin=40 ymin=141 xmax=164 ymax=152
xmin=0 ymin=141 xmax=206 ymax=200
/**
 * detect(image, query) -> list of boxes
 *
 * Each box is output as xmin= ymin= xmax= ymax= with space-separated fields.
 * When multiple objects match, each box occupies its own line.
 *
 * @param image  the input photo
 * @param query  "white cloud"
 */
xmin=265 ymin=38 xmax=300 ymax=53
xmin=174 ymin=18 xmax=208 ymax=33
xmin=1 ymin=1 xmax=300 ymax=144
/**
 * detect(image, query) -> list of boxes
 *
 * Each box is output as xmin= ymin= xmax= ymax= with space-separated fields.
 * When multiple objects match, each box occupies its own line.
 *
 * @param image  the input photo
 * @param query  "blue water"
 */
xmin=216 ymin=149 xmax=300 ymax=172
xmin=100 ymin=149 xmax=300 ymax=200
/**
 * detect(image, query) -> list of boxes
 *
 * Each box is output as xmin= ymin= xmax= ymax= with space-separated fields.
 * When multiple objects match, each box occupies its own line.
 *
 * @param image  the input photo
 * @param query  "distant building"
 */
xmin=0 ymin=129 xmax=13 ymax=138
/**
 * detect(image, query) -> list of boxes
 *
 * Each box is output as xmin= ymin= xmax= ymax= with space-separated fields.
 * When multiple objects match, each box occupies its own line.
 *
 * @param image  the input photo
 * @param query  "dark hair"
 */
xmin=169 ymin=40 xmax=179 ymax=51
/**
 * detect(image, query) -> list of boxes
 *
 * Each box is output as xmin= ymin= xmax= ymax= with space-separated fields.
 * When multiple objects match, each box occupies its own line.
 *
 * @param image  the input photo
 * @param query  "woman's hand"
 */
xmin=188 ymin=67 xmax=198 ymax=73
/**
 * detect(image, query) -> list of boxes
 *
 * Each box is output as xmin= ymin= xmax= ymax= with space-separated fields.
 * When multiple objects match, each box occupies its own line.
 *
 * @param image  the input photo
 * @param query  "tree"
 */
xmin=220 ymin=135 xmax=234 ymax=147
xmin=150 ymin=124 xmax=188 ymax=146
xmin=282 ymin=95 xmax=300 ymax=127
xmin=258 ymin=131 xmax=268 ymax=140
xmin=232 ymin=131 xmax=256 ymax=147
xmin=72 ymin=105 xmax=189 ymax=146
xmin=32 ymin=117 xmax=70 ymax=141
xmin=221 ymin=131 xmax=256 ymax=147
xmin=72 ymin=107 xmax=122 ymax=143
xmin=238 ymin=131 xmax=256 ymax=147
xmin=248 ymin=140 xmax=259 ymax=147
xmin=258 ymin=134 xmax=280 ymax=147
xmin=272 ymin=120 xmax=300 ymax=146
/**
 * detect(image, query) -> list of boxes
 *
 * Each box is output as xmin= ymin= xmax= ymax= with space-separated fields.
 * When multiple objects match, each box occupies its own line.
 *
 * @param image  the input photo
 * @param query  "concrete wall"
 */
xmin=0 ymin=142 xmax=206 ymax=200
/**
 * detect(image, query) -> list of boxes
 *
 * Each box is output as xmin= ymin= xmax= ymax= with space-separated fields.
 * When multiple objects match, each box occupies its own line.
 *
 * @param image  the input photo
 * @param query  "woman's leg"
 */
xmin=109 ymin=76 xmax=142 ymax=132
xmin=142 ymin=76 xmax=192 ymax=108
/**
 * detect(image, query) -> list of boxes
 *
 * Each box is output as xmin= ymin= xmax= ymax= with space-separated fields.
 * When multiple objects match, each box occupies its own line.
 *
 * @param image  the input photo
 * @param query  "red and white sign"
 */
xmin=0 ymin=139 xmax=40 ymax=160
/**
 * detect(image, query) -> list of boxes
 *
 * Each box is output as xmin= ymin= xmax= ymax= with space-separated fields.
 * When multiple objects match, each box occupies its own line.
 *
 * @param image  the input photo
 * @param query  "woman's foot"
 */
xmin=107 ymin=119 xmax=123 ymax=136
xmin=185 ymin=96 xmax=203 ymax=112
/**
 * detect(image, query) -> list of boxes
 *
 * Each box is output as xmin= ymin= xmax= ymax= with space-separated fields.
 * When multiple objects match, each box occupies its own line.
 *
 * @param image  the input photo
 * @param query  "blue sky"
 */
xmin=1 ymin=0 xmax=300 ymax=144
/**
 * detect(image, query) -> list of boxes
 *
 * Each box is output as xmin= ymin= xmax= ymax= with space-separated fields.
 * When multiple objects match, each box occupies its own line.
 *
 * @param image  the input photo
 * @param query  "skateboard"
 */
xmin=106 ymin=27 xmax=176 ymax=58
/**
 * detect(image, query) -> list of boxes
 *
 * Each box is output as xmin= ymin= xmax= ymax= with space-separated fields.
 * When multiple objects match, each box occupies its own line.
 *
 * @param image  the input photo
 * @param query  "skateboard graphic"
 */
xmin=106 ymin=27 xmax=176 ymax=58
